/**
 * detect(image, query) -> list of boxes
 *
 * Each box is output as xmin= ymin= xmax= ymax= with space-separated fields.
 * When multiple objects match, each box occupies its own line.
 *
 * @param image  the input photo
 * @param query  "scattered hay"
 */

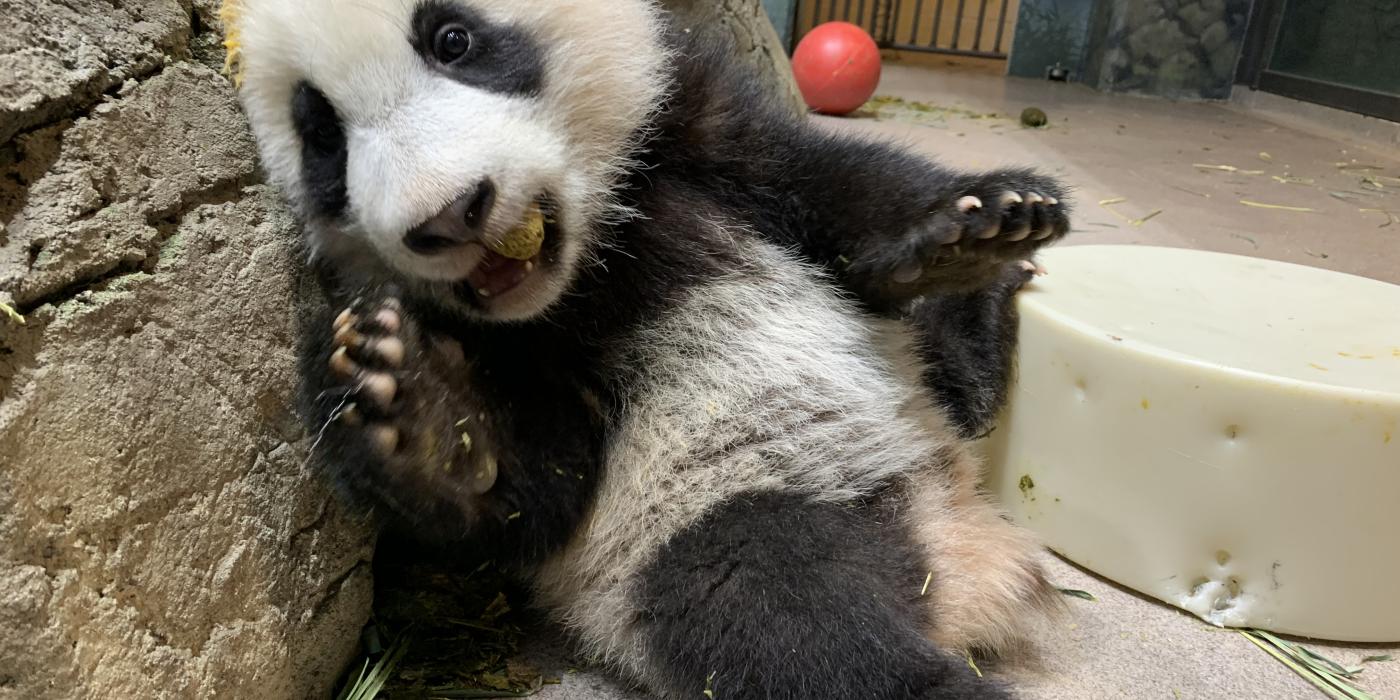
xmin=1170 ymin=185 xmax=1212 ymax=199
xmin=1057 ymin=588 xmax=1097 ymax=602
xmin=857 ymin=95 xmax=1004 ymax=127
xmin=1100 ymin=197 xmax=1163 ymax=226
xmin=1130 ymin=210 xmax=1163 ymax=227
xmin=965 ymin=651 xmax=984 ymax=678
xmin=1229 ymin=233 xmax=1259 ymax=248
xmin=1194 ymin=164 xmax=1266 ymax=175
xmin=1240 ymin=200 xmax=1316 ymax=213
xmin=336 ymin=632 xmax=409 ymax=700
xmin=1360 ymin=209 xmax=1400 ymax=228
xmin=1239 ymin=629 xmax=1378 ymax=700
xmin=355 ymin=558 xmax=552 ymax=698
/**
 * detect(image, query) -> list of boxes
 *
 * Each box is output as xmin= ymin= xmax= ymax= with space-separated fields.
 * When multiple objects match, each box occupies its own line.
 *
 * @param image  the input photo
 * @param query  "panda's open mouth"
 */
xmin=457 ymin=198 xmax=562 ymax=303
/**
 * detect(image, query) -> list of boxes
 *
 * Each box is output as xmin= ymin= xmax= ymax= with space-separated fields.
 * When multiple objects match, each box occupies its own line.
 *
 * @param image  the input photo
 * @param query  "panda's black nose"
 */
xmin=403 ymin=179 xmax=497 ymax=255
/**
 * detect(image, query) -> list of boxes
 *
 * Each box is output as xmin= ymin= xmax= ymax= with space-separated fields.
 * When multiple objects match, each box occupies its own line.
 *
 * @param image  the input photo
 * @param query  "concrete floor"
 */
xmin=850 ymin=62 xmax=1400 ymax=287
xmin=525 ymin=62 xmax=1400 ymax=699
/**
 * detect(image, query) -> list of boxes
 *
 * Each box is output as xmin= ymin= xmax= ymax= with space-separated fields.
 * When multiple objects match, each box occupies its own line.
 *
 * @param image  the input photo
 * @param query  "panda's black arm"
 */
xmin=294 ymin=266 xmax=607 ymax=563
xmin=292 ymin=269 xmax=506 ymax=544
xmin=657 ymin=33 xmax=1071 ymax=311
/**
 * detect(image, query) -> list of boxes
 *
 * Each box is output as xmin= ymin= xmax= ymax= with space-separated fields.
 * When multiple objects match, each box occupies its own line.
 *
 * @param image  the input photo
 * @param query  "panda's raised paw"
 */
xmin=328 ymin=297 xmax=409 ymax=456
xmin=866 ymin=174 xmax=1070 ymax=302
xmin=916 ymin=187 xmax=1066 ymax=251
xmin=325 ymin=296 xmax=499 ymax=497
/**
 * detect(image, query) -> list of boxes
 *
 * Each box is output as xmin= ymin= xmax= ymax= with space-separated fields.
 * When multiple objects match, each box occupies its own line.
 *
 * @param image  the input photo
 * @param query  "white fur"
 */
xmin=529 ymin=238 xmax=966 ymax=682
xmin=231 ymin=0 xmax=670 ymax=319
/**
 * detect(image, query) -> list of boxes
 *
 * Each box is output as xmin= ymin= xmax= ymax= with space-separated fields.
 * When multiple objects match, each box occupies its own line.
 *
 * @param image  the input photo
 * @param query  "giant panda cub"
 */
xmin=226 ymin=0 xmax=1072 ymax=697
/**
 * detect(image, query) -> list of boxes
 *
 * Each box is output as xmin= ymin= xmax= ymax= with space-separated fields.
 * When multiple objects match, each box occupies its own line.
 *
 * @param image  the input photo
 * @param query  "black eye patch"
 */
xmin=410 ymin=0 xmax=545 ymax=96
xmin=291 ymin=82 xmax=349 ymax=219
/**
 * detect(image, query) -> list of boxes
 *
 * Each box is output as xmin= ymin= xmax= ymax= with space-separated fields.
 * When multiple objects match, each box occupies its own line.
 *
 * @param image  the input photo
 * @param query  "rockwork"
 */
xmin=1 ymin=2 xmax=374 ymax=697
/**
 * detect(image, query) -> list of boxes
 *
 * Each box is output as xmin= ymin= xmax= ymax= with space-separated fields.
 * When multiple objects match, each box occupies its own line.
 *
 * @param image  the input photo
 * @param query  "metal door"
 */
xmin=793 ymin=0 xmax=1016 ymax=59
xmin=1237 ymin=0 xmax=1400 ymax=121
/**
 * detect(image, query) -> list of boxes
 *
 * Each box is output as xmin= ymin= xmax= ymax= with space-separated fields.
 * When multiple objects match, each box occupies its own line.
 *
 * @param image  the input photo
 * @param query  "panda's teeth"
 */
xmin=467 ymin=250 xmax=537 ymax=301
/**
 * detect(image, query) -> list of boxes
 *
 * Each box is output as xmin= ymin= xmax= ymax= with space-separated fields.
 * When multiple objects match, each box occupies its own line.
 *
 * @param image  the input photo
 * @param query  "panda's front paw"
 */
xmin=928 ymin=187 xmax=1069 ymax=248
xmin=328 ymin=296 xmax=499 ymax=497
xmin=854 ymin=172 xmax=1070 ymax=304
xmin=328 ymin=297 xmax=408 ymax=455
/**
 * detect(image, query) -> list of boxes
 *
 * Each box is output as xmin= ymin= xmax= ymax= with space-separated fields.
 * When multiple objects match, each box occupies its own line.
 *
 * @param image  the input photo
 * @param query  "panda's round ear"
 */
xmin=218 ymin=0 xmax=247 ymax=88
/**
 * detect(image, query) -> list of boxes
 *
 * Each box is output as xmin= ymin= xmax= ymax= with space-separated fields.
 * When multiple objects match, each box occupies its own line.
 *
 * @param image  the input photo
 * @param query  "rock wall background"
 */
xmin=1009 ymin=0 xmax=1251 ymax=101
xmin=668 ymin=0 xmax=808 ymax=114
xmin=1082 ymin=0 xmax=1252 ymax=100
xmin=0 ymin=1 xmax=375 ymax=697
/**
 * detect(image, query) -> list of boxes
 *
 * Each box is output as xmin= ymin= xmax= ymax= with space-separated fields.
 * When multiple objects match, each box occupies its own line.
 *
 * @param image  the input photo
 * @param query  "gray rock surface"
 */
xmin=0 ymin=1 xmax=375 ymax=698
xmin=2 ymin=1 xmax=799 ymax=697
xmin=0 ymin=0 xmax=191 ymax=144
xmin=1083 ymin=0 xmax=1251 ymax=100
xmin=663 ymin=0 xmax=807 ymax=115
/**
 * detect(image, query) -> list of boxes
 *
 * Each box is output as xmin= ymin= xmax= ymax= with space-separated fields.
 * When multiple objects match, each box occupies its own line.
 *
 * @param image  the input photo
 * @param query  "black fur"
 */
xmin=409 ymin=0 xmax=546 ymax=97
xmin=297 ymin=271 xmax=609 ymax=563
xmin=637 ymin=489 xmax=1009 ymax=699
xmin=641 ymin=35 xmax=1070 ymax=313
xmin=290 ymin=82 xmax=349 ymax=219
xmin=911 ymin=262 xmax=1035 ymax=440
xmin=296 ymin=21 xmax=1069 ymax=699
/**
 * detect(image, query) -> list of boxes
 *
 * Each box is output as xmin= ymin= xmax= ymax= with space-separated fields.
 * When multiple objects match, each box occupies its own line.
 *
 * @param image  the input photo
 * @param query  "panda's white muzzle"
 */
xmin=402 ymin=179 xmax=499 ymax=255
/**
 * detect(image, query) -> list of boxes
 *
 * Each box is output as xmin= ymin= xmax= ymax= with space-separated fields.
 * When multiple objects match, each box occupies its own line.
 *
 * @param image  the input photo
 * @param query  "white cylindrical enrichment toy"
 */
xmin=983 ymin=245 xmax=1400 ymax=642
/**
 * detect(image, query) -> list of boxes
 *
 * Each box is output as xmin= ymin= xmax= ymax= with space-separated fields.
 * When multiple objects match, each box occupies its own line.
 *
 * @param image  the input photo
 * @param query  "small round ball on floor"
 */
xmin=792 ymin=22 xmax=882 ymax=116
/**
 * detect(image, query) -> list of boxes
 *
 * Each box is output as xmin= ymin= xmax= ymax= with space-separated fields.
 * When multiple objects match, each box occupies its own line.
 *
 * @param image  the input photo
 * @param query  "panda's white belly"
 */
xmin=528 ymin=244 xmax=948 ymax=675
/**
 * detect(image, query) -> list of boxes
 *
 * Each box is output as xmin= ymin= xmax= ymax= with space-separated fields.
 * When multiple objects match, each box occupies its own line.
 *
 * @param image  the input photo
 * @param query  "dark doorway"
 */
xmin=1237 ymin=0 xmax=1400 ymax=121
xmin=793 ymin=0 xmax=1017 ymax=59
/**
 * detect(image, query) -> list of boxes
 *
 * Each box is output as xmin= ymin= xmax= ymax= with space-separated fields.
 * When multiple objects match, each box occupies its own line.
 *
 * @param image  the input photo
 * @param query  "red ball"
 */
xmin=791 ymin=22 xmax=882 ymax=116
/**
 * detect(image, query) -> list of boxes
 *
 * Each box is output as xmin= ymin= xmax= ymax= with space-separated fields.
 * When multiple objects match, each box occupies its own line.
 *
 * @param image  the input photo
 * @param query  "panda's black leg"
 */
xmin=635 ymin=490 xmax=1007 ymax=700
xmin=300 ymin=291 xmax=503 ymax=537
xmin=909 ymin=260 xmax=1036 ymax=440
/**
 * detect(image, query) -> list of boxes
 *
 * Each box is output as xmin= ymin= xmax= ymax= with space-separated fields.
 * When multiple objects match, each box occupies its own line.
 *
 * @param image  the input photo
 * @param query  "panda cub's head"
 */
xmin=229 ymin=0 xmax=669 ymax=320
